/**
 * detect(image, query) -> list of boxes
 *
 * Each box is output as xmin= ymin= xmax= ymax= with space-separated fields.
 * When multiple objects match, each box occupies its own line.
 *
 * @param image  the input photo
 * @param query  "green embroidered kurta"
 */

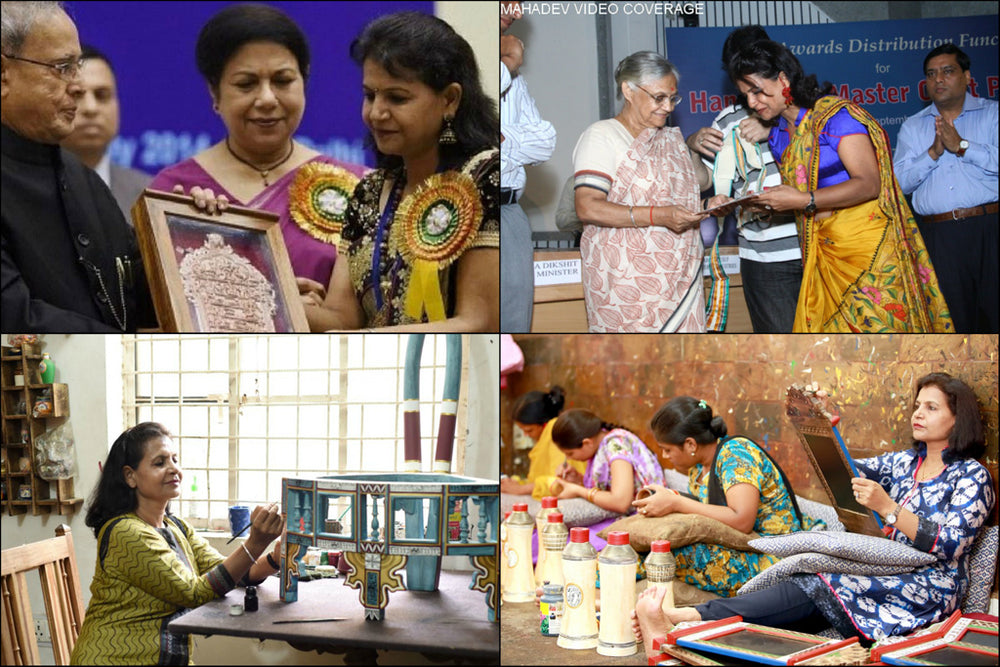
xmin=70 ymin=513 xmax=235 ymax=665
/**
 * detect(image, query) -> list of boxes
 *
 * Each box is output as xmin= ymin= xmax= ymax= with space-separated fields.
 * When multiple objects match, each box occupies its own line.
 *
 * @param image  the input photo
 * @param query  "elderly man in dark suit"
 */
xmin=1 ymin=1 xmax=154 ymax=331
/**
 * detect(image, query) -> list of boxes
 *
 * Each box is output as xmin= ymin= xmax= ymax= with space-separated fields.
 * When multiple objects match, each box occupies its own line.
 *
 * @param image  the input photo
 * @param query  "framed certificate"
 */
xmin=132 ymin=190 xmax=308 ymax=332
xmin=785 ymin=385 xmax=884 ymax=536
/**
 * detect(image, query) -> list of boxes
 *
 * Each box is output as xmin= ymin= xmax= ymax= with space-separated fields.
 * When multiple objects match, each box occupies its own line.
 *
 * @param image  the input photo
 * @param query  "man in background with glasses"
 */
xmin=893 ymin=44 xmax=998 ymax=334
xmin=61 ymin=45 xmax=152 ymax=223
xmin=1 ymin=1 xmax=154 ymax=332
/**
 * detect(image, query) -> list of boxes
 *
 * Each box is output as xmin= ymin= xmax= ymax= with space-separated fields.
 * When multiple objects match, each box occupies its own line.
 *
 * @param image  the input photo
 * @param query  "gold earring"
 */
xmin=439 ymin=115 xmax=457 ymax=145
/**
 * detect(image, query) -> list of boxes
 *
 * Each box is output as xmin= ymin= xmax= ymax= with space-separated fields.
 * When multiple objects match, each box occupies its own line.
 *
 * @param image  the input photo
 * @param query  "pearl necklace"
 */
xmin=225 ymin=138 xmax=295 ymax=186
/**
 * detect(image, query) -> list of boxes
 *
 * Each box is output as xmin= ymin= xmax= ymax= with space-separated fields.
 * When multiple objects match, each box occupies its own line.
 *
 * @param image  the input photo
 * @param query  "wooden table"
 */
xmin=500 ymin=599 xmax=647 ymax=666
xmin=169 ymin=571 xmax=498 ymax=665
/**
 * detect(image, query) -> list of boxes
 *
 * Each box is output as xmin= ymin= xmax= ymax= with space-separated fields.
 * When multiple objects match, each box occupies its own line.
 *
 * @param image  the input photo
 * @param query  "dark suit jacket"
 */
xmin=1 ymin=123 xmax=155 ymax=332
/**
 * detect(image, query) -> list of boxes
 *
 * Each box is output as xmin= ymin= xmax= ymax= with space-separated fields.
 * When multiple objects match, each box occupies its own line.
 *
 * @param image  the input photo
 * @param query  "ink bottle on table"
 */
xmin=244 ymin=585 xmax=258 ymax=612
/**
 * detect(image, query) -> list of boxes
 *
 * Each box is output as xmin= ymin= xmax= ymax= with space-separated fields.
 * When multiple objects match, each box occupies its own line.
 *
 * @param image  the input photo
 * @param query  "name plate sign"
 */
xmin=534 ymin=258 xmax=582 ymax=287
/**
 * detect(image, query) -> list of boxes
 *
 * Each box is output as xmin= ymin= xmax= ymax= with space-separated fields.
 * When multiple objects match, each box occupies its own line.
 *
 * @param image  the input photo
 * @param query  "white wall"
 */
xmin=1 ymin=334 xmax=119 ymax=665
xmin=436 ymin=1 xmax=500 ymax=108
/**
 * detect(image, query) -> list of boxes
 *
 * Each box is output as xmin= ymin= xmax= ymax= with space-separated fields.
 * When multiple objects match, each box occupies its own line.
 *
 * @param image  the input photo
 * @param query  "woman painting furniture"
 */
xmin=70 ymin=423 xmax=284 ymax=665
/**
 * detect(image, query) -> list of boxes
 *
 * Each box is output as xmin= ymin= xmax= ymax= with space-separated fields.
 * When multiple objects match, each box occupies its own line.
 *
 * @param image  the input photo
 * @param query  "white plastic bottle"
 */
xmin=501 ymin=503 xmax=535 ymax=602
xmin=597 ymin=530 xmax=637 ymax=656
xmin=557 ymin=527 xmax=598 ymax=649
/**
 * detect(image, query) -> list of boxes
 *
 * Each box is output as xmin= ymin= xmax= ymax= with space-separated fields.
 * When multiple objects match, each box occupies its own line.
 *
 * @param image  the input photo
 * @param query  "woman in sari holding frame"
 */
xmin=730 ymin=41 xmax=952 ymax=332
xmin=572 ymin=52 xmax=733 ymax=332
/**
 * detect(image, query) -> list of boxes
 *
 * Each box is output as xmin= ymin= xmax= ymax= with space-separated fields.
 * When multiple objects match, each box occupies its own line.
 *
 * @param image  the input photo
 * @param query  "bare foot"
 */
xmin=635 ymin=587 xmax=702 ymax=660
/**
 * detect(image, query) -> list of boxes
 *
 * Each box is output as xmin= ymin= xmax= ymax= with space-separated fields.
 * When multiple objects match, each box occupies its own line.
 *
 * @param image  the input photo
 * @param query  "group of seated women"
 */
xmin=502 ymin=372 xmax=995 ymax=657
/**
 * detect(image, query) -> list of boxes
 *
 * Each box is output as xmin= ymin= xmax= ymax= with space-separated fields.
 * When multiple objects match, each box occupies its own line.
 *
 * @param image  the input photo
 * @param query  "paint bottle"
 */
xmin=244 ymin=585 xmax=258 ymax=612
xmin=597 ymin=531 xmax=637 ymax=656
xmin=533 ymin=496 xmax=559 ymax=585
xmin=557 ymin=527 xmax=598 ymax=650
xmin=501 ymin=503 xmax=535 ymax=603
xmin=537 ymin=512 xmax=568 ymax=587
xmin=645 ymin=539 xmax=676 ymax=611
xmin=539 ymin=582 xmax=564 ymax=637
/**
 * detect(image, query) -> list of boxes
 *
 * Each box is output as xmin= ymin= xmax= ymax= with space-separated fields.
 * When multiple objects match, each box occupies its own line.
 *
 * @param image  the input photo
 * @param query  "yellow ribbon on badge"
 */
xmin=404 ymin=259 xmax=447 ymax=322
xmin=393 ymin=171 xmax=481 ymax=322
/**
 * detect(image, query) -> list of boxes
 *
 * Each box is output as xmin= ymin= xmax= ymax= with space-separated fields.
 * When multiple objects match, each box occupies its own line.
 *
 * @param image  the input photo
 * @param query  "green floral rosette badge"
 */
xmin=289 ymin=163 xmax=360 ymax=246
xmin=393 ymin=171 xmax=482 ymax=321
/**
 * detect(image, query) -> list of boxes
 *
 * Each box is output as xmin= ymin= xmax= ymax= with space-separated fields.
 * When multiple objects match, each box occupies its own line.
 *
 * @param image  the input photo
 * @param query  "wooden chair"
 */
xmin=1 ymin=524 xmax=85 ymax=665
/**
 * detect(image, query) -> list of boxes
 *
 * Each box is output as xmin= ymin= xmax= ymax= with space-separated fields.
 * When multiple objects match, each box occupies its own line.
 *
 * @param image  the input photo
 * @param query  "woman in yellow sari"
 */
xmin=729 ymin=41 xmax=952 ymax=332
xmin=500 ymin=386 xmax=586 ymax=501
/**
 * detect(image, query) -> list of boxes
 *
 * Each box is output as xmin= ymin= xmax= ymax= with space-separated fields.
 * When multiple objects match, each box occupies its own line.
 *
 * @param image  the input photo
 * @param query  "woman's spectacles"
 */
xmin=634 ymin=83 xmax=682 ymax=107
xmin=2 ymin=53 xmax=84 ymax=80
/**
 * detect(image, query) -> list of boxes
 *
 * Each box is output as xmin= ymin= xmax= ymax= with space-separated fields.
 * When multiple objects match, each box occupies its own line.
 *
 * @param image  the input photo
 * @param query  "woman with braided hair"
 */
xmin=633 ymin=396 xmax=821 ymax=598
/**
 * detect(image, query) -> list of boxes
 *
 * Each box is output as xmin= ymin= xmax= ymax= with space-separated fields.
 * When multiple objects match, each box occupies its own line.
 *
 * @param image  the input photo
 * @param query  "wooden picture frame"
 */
xmin=785 ymin=385 xmax=884 ymax=536
xmin=872 ymin=610 xmax=999 ymax=665
xmin=661 ymin=616 xmax=861 ymax=666
xmin=132 ymin=190 xmax=308 ymax=332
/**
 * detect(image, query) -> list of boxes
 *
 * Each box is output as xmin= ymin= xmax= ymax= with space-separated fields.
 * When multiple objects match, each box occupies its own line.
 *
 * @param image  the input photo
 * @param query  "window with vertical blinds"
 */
xmin=121 ymin=334 xmax=461 ymax=530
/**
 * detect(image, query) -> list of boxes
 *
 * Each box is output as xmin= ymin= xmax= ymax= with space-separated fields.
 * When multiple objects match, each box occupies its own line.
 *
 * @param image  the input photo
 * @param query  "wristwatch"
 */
xmin=885 ymin=503 xmax=903 ymax=526
xmin=956 ymin=139 xmax=969 ymax=158
xmin=804 ymin=191 xmax=816 ymax=214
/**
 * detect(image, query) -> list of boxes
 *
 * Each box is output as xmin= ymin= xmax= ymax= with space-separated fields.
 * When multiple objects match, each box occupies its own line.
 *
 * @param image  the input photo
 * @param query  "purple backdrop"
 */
xmin=65 ymin=1 xmax=435 ymax=174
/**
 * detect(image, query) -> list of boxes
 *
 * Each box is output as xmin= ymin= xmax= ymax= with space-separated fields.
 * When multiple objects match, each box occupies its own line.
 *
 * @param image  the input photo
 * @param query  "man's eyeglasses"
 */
xmin=925 ymin=65 xmax=961 ymax=80
xmin=2 ymin=53 xmax=84 ymax=80
xmin=634 ymin=83 xmax=682 ymax=107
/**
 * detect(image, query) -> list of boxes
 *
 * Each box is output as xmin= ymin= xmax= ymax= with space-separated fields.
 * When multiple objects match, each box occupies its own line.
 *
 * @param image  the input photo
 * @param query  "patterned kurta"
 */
xmin=584 ymin=428 xmax=665 ymax=496
xmin=676 ymin=436 xmax=819 ymax=597
xmin=70 ymin=513 xmax=235 ymax=665
xmin=341 ymin=149 xmax=500 ymax=327
xmin=793 ymin=444 xmax=995 ymax=642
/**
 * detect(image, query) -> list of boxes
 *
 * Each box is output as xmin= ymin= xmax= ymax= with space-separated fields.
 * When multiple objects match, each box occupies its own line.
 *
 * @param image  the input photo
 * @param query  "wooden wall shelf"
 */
xmin=1 ymin=343 xmax=82 ymax=516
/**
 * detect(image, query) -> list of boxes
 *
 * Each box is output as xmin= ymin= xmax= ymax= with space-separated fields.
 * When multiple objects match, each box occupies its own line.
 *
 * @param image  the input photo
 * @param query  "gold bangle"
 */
xmin=240 ymin=542 xmax=257 ymax=565
xmin=587 ymin=487 xmax=598 ymax=503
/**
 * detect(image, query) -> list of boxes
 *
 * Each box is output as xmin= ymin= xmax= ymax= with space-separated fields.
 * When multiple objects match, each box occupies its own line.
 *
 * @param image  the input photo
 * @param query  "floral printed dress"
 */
xmin=791 ymin=444 xmax=995 ymax=642
xmin=584 ymin=428 xmax=665 ymax=496
xmin=676 ymin=436 xmax=819 ymax=597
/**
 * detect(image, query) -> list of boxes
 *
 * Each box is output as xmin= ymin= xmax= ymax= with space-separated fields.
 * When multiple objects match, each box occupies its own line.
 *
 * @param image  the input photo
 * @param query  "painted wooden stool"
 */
xmin=280 ymin=473 xmax=498 ymax=621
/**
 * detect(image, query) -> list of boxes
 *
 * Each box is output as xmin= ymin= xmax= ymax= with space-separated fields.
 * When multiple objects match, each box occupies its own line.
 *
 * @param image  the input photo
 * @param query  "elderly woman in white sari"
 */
xmin=573 ymin=52 xmax=732 ymax=332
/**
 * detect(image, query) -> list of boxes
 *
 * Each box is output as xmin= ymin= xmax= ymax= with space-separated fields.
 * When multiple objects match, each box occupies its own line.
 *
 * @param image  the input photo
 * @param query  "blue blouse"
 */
xmin=770 ymin=107 xmax=869 ymax=188
xmin=794 ymin=443 xmax=995 ymax=642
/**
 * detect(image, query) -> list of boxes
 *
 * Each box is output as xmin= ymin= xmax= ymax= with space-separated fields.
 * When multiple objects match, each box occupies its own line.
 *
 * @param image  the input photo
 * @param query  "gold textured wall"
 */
xmin=501 ymin=334 xmax=998 ymax=526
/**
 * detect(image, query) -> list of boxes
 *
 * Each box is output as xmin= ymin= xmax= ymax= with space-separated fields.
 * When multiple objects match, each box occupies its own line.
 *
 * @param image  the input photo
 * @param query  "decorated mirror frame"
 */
xmin=132 ymin=189 xmax=308 ymax=332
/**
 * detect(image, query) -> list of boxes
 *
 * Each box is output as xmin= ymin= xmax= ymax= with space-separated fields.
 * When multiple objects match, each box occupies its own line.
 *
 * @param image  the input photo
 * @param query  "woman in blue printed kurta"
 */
xmin=633 ymin=373 xmax=994 ymax=659
xmin=634 ymin=397 xmax=819 ymax=596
